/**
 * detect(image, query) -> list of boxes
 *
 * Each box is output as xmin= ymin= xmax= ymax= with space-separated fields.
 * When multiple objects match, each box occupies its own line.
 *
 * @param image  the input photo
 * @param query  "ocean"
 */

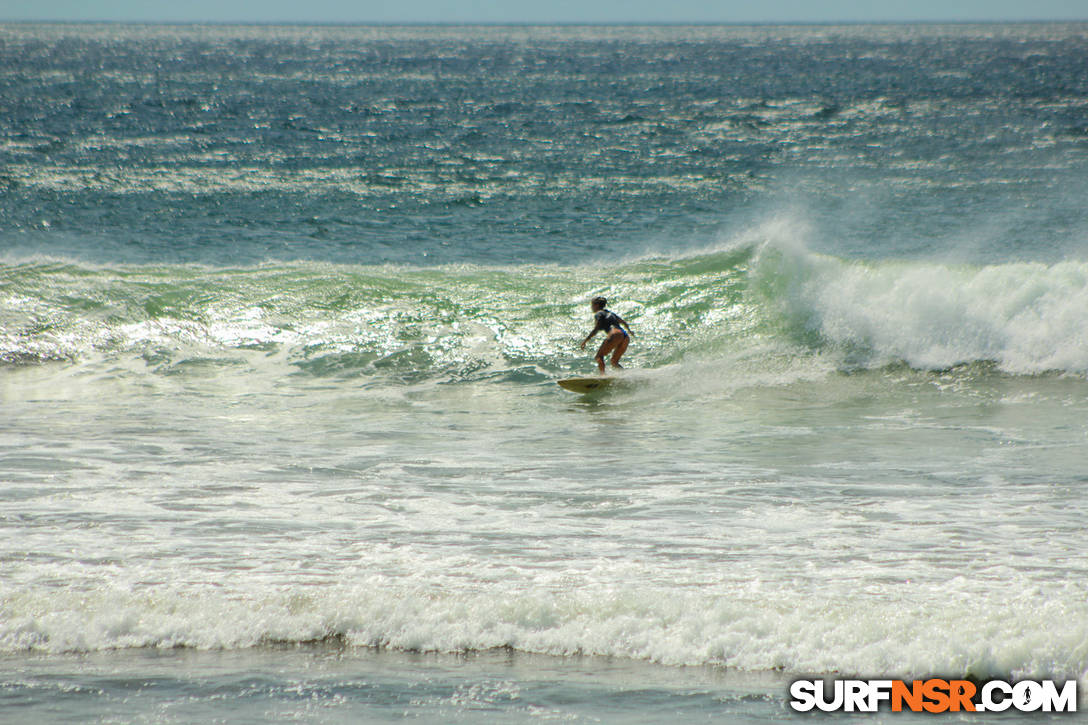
xmin=1 ymin=22 xmax=1087 ymax=722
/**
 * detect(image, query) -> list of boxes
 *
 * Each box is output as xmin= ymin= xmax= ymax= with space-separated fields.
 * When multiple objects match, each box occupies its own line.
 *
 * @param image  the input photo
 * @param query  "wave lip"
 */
xmin=3 ymin=241 xmax=1088 ymax=383
xmin=752 ymin=241 xmax=1088 ymax=375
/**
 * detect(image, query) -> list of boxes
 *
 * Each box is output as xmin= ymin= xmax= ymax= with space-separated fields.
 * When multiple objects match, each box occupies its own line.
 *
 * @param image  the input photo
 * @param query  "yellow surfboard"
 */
xmin=556 ymin=376 xmax=616 ymax=393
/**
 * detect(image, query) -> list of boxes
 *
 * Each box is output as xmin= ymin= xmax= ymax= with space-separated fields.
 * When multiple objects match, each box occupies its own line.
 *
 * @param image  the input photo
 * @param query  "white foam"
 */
xmin=3 ymin=575 xmax=1086 ymax=684
xmin=752 ymin=236 xmax=1088 ymax=374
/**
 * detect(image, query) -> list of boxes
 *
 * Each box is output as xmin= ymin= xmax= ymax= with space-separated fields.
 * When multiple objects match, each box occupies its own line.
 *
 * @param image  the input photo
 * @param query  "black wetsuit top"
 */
xmin=594 ymin=309 xmax=626 ymax=335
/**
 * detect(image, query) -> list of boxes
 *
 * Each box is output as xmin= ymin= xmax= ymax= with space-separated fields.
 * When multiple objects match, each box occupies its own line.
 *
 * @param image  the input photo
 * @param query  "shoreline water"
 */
xmin=0 ymin=644 xmax=904 ymax=723
xmin=2 ymin=21 xmax=1086 ymax=721
xmin=6 ymin=644 xmax=1083 ymax=723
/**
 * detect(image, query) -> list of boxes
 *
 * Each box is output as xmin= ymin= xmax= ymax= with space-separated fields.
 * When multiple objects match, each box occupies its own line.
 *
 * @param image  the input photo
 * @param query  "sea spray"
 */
xmin=6 ymin=238 xmax=1088 ymax=380
xmin=749 ymin=239 xmax=1088 ymax=374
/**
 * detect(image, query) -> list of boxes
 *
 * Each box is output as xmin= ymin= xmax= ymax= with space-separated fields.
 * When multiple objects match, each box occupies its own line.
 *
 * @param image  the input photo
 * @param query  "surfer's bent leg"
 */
xmin=596 ymin=329 xmax=628 ymax=373
xmin=595 ymin=332 xmax=621 ymax=374
xmin=610 ymin=332 xmax=629 ymax=368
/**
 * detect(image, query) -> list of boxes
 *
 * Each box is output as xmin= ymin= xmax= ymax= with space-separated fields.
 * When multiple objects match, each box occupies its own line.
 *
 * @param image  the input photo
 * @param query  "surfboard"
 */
xmin=557 ymin=376 xmax=617 ymax=393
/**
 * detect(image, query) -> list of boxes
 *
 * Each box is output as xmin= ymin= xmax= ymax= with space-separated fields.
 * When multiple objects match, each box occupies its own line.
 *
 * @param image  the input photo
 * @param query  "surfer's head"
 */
xmin=591 ymin=296 xmax=607 ymax=311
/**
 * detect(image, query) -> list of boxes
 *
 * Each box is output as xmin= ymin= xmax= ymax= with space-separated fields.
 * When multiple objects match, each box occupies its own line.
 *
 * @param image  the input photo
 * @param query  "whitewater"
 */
xmin=2 ymin=21 xmax=1087 ymax=723
xmin=5 ymin=228 xmax=1088 ymax=713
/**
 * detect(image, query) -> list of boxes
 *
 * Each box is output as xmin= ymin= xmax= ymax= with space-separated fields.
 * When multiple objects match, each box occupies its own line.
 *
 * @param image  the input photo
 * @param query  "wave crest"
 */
xmin=3 ymin=239 xmax=1088 ymax=382
xmin=751 ymin=239 xmax=1088 ymax=374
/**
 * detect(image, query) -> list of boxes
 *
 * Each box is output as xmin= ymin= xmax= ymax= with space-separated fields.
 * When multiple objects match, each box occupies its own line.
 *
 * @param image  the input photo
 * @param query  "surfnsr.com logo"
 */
xmin=789 ymin=679 xmax=1077 ymax=713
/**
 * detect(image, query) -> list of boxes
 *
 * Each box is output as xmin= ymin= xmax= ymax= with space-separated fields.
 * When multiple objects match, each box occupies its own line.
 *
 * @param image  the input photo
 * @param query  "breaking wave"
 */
xmin=3 ymin=230 xmax=1088 ymax=382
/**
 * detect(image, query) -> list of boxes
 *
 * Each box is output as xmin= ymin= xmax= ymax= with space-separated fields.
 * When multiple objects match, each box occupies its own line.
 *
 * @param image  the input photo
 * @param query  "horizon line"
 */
xmin=2 ymin=18 xmax=1086 ymax=27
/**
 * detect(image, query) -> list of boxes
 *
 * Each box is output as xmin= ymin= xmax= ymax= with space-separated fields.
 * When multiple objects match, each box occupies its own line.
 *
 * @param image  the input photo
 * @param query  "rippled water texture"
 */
xmin=2 ymin=22 xmax=1087 ymax=724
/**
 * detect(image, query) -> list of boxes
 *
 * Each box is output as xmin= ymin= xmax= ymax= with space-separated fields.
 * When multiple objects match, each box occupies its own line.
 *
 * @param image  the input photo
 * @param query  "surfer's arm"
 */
xmin=580 ymin=329 xmax=599 ymax=349
xmin=618 ymin=317 xmax=633 ymax=337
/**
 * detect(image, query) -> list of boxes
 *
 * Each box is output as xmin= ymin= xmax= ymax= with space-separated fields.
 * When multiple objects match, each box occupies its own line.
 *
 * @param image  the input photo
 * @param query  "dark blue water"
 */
xmin=3 ymin=23 xmax=1088 ymax=725
xmin=2 ymin=24 xmax=1086 ymax=265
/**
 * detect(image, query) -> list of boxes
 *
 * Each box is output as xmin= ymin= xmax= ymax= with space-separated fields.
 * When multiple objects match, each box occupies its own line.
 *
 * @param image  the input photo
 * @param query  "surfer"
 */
xmin=580 ymin=296 xmax=633 ymax=374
